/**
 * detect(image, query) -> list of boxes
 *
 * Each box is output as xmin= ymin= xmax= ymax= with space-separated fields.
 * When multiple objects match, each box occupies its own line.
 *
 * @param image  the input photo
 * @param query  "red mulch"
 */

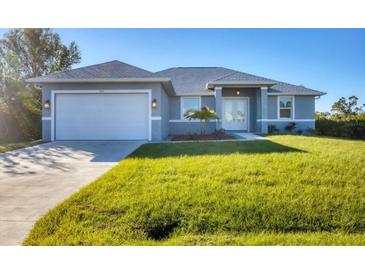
xmin=170 ymin=132 xmax=235 ymax=141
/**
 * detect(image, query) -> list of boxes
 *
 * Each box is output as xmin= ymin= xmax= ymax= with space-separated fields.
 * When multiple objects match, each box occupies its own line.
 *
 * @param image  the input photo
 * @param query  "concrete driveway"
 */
xmin=0 ymin=141 xmax=144 ymax=245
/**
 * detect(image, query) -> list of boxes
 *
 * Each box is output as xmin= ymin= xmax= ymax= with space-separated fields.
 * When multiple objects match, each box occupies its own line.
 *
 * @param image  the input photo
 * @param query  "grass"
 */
xmin=24 ymin=135 xmax=365 ymax=245
xmin=0 ymin=140 xmax=44 ymax=153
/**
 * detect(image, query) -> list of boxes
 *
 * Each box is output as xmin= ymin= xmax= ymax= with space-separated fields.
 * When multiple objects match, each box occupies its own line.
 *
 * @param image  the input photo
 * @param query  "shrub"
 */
xmin=268 ymin=124 xmax=278 ymax=134
xmin=315 ymin=114 xmax=365 ymax=139
xmin=184 ymin=106 xmax=219 ymax=134
xmin=285 ymin=122 xmax=297 ymax=132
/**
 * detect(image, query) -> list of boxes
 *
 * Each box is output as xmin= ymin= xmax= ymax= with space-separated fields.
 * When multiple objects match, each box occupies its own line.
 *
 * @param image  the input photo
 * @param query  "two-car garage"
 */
xmin=54 ymin=92 xmax=150 ymax=141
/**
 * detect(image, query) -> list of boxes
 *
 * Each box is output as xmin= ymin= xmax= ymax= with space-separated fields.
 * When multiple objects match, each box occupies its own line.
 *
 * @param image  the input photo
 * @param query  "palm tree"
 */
xmin=184 ymin=106 xmax=220 ymax=134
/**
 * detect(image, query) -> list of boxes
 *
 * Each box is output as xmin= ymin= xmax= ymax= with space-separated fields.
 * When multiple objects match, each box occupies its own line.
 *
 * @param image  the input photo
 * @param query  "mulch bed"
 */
xmin=170 ymin=132 xmax=235 ymax=141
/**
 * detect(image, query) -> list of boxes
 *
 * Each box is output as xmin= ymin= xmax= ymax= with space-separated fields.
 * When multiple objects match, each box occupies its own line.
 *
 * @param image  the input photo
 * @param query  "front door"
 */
xmin=222 ymin=98 xmax=248 ymax=131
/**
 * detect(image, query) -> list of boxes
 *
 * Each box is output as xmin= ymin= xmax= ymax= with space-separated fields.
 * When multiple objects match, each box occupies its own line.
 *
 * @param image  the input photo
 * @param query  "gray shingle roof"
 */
xmin=154 ymin=67 xmax=324 ymax=95
xmin=212 ymin=70 xmax=275 ymax=84
xmin=154 ymin=67 xmax=236 ymax=95
xmin=27 ymin=60 xmax=325 ymax=96
xmin=268 ymin=81 xmax=324 ymax=94
xmin=28 ymin=60 xmax=154 ymax=81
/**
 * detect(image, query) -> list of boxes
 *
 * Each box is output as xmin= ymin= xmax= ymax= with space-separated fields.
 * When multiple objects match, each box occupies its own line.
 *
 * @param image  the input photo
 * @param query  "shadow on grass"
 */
xmin=300 ymin=134 xmax=364 ymax=142
xmin=129 ymin=140 xmax=306 ymax=159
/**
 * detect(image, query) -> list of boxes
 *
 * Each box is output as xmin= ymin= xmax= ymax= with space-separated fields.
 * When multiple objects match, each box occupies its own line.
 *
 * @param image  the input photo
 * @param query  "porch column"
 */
xmin=260 ymin=87 xmax=268 ymax=134
xmin=214 ymin=87 xmax=222 ymax=130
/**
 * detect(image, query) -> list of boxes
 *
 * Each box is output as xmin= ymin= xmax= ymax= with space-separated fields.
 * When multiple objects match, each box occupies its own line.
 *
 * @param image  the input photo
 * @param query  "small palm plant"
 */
xmin=184 ymin=106 xmax=220 ymax=134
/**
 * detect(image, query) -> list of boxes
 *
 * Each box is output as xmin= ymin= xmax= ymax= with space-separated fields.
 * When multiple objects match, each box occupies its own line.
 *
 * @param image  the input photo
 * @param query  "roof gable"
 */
xmin=154 ymin=67 xmax=236 ymax=95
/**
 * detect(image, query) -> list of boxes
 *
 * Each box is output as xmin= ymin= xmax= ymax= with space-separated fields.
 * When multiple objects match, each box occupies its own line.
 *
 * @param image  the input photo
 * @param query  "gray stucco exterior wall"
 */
xmin=256 ymin=91 xmax=261 ymax=120
xmin=295 ymin=96 xmax=315 ymax=119
xmin=42 ymin=88 xmax=51 ymax=117
xmin=263 ymin=121 xmax=315 ymax=132
xmin=168 ymin=95 xmax=216 ymax=135
xmin=169 ymin=97 xmax=180 ymax=120
xmin=168 ymin=95 xmax=215 ymax=120
xmin=42 ymin=120 xmax=51 ymax=141
xmin=268 ymin=96 xmax=278 ymax=119
xmin=160 ymin=85 xmax=169 ymax=139
xmin=267 ymin=95 xmax=315 ymax=120
xmin=151 ymin=120 xmax=162 ymax=141
xmin=169 ymin=121 xmax=216 ymax=135
xmin=265 ymin=95 xmax=316 ymax=133
xmin=41 ymin=82 xmax=318 ymax=140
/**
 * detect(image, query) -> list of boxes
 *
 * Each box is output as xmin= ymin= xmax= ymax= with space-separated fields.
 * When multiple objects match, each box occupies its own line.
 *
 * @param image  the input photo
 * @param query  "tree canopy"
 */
xmin=331 ymin=96 xmax=364 ymax=117
xmin=0 ymin=28 xmax=81 ymax=79
xmin=0 ymin=28 xmax=81 ymax=141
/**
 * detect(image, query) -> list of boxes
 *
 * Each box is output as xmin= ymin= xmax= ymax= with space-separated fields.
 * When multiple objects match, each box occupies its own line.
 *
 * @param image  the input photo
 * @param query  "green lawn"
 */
xmin=24 ymin=136 xmax=365 ymax=245
xmin=0 ymin=140 xmax=44 ymax=153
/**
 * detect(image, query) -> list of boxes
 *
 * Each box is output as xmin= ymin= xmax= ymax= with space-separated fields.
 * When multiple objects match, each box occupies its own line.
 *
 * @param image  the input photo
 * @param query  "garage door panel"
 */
xmin=55 ymin=93 xmax=149 ymax=140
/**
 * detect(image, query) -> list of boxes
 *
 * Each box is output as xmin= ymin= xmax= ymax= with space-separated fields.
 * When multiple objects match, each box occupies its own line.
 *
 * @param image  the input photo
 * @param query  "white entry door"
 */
xmin=55 ymin=93 xmax=149 ymax=140
xmin=222 ymin=98 xmax=248 ymax=131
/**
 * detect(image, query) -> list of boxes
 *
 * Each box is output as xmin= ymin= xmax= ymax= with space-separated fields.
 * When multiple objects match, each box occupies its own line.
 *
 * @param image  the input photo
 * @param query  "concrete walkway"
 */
xmin=232 ymin=132 xmax=266 ymax=141
xmin=0 ymin=141 xmax=144 ymax=245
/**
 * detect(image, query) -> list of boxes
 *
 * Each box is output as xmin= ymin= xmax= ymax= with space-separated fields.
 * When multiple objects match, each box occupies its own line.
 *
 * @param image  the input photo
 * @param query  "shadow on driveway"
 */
xmin=0 ymin=140 xmax=144 ymax=245
xmin=0 ymin=141 xmax=145 ymax=177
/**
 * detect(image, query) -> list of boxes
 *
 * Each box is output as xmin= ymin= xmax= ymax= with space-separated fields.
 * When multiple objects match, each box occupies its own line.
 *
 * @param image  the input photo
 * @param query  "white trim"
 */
xmin=51 ymin=92 xmax=55 ymax=141
xmin=148 ymin=91 xmax=152 ymax=141
xmin=51 ymin=89 xmax=152 ymax=141
xmin=180 ymin=96 xmax=201 ymax=120
xmin=277 ymin=95 xmax=295 ymax=120
xmin=257 ymin=119 xmax=315 ymax=122
xmin=176 ymin=92 xmax=214 ymax=96
xmin=169 ymin=119 xmax=217 ymax=123
xmin=151 ymin=116 xmax=162 ymax=120
xmin=221 ymin=96 xmax=250 ymax=131
xmin=41 ymin=117 xmax=52 ymax=121
xmin=268 ymin=92 xmax=326 ymax=96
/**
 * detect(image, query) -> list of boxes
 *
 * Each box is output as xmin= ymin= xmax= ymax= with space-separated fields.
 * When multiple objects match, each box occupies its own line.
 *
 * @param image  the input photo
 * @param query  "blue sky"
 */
xmin=1 ymin=28 xmax=364 ymax=111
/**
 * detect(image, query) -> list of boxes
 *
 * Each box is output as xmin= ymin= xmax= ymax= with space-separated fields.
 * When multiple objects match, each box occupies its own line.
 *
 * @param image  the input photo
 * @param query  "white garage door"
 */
xmin=55 ymin=93 xmax=149 ymax=140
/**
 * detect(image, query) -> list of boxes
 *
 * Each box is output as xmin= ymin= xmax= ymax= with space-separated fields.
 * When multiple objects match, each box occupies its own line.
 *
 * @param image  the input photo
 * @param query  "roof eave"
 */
xmin=26 ymin=77 xmax=171 ymax=84
xmin=26 ymin=77 xmax=176 ymax=96
xmin=206 ymin=81 xmax=277 ymax=89
xmin=268 ymin=91 xmax=326 ymax=96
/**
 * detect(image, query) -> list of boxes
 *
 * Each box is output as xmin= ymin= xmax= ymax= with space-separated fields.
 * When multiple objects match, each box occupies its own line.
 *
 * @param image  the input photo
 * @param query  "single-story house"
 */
xmin=27 ymin=60 xmax=326 ymax=141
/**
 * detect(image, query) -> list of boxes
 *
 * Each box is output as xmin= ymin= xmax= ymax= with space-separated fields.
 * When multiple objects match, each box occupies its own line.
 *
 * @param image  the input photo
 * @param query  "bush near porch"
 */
xmin=24 ymin=135 xmax=365 ymax=246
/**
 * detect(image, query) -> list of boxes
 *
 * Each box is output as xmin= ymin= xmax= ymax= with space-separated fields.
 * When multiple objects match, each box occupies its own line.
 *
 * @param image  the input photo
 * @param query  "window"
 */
xmin=278 ymin=96 xmax=294 ymax=119
xmin=181 ymin=97 xmax=201 ymax=119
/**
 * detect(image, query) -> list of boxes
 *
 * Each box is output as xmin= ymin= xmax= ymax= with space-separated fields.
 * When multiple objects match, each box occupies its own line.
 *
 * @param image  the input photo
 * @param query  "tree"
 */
xmin=315 ymin=111 xmax=331 ymax=119
xmin=0 ymin=77 xmax=40 ymax=140
xmin=0 ymin=28 xmax=81 ymax=79
xmin=331 ymin=96 xmax=365 ymax=117
xmin=184 ymin=106 xmax=220 ymax=134
xmin=0 ymin=28 xmax=81 ymax=141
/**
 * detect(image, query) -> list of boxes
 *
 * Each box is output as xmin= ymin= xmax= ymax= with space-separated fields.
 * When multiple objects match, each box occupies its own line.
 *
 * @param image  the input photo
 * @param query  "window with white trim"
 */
xmin=278 ymin=96 xmax=294 ymax=119
xmin=181 ymin=97 xmax=201 ymax=119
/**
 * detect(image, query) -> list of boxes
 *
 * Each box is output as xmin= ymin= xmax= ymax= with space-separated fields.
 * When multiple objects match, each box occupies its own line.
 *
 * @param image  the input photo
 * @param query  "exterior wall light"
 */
xmin=236 ymin=90 xmax=240 ymax=96
xmin=44 ymin=100 xmax=51 ymax=109
xmin=152 ymin=99 xmax=157 ymax=108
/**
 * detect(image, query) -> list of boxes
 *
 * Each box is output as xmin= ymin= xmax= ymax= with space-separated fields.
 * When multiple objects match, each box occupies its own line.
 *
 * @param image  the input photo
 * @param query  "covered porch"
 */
xmin=213 ymin=86 xmax=270 ymax=134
